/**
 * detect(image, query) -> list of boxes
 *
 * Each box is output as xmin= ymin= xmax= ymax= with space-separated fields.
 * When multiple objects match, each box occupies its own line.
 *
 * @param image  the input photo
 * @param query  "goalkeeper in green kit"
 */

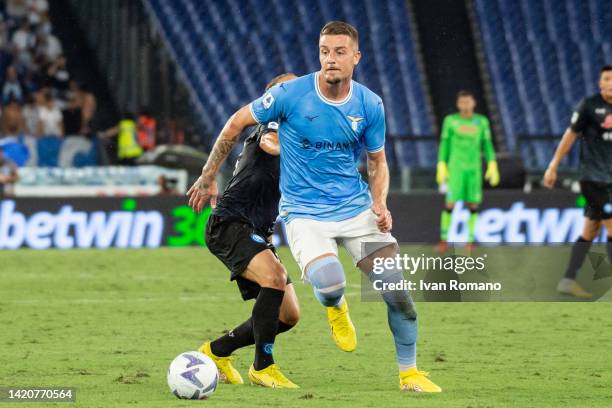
xmin=436 ymin=91 xmax=499 ymax=252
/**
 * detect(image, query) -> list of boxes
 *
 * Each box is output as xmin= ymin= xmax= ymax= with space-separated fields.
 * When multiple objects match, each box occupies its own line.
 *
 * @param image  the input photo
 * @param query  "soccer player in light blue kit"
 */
xmin=189 ymin=21 xmax=441 ymax=392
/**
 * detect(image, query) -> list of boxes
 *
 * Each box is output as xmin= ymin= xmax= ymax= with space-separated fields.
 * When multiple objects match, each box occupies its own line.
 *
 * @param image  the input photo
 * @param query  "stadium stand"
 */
xmin=474 ymin=0 xmax=612 ymax=171
xmin=145 ymin=0 xmax=437 ymax=169
xmin=5 ymin=0 xmax=607 ymax=187
xmin=0 ymin=0 xmax=102 ymax=168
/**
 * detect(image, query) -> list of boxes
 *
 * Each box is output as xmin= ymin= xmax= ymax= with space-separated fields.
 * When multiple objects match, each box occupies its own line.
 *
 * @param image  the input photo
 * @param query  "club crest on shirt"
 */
xmin=347 ymin=115 xmax=364 ymax=132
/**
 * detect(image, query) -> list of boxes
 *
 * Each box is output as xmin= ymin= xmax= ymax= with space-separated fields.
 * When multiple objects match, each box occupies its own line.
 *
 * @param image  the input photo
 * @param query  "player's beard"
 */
xmin=324 ymin=68 xmax=344 ymax=85
xmin=326 ymin=77 xmax=342 ymax=85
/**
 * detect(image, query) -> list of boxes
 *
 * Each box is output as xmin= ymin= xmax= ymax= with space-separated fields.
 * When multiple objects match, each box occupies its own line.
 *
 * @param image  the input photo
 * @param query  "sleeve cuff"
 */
xmin=367 ymin=145 xmax=385 ymax=153
xmin=248 ymin=103 xmax=262 ymax=124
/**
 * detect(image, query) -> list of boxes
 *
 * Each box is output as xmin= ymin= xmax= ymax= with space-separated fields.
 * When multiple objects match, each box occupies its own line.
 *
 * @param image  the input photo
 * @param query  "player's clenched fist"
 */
xmin=187 ymin=176 xmax=218 ymax=212
xmin=372 ymin=202 xmax=392 ymax=233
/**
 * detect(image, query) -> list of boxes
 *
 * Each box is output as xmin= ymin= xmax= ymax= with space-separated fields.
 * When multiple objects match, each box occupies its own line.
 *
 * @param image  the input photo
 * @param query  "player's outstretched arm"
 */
xmin=367 ymin=150 xmax=392 ymax=233
xmin=188 ymin=105 xmax=257 ymax=212
xmin=543 ymin=128 xmax=577 ymax=189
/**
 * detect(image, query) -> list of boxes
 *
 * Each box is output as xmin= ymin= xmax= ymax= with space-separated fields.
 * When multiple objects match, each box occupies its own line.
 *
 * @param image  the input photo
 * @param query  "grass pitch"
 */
xmin=1 ymin=247 xmax=611 ymax=407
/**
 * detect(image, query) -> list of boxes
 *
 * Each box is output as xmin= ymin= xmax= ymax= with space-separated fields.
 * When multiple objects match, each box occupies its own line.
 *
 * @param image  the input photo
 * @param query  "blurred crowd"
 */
xmin=0 ymin=0 xmax=203 ymax=175
xmin=0 ymin=0 xmax=98 ymax=141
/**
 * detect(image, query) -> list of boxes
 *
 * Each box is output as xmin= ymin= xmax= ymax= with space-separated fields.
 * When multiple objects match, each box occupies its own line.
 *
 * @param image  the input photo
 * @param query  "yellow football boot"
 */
xmin=326 ymin=299 xmax=357 ymax=352
xmin=199 ymin=341 xmax=244 ymax=384
xmin=248 ymin=364 xmax=299 ymax=389
xmin=399 ymin=368 xmax=442 ymax=392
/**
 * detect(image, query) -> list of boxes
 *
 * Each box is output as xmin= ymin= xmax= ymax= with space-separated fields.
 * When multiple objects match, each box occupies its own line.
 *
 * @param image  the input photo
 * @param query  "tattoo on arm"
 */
xmin=198 ymin=107 xmax=255 ymax=188
xmin=199 ymin=131 xmax=240 ymax=188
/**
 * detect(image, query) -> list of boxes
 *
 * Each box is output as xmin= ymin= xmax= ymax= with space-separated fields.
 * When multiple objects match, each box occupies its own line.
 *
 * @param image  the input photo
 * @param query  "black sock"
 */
xmin=210 ymin=318 xmax=296 ymax=357
xmin=252 ymin=287 xmax=285 ymax=370
xmin=210 ymin=318 xmax=253 ymax=357
xmin=565 ymin=237 xmax=592 ymax=279
xmin=277 ymin=321 xmax=295 ymax=334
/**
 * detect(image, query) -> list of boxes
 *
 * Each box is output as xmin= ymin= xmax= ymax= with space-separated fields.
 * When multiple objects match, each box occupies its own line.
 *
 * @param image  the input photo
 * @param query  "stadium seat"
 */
xmin=474 ymin=0 xmax=612 ymax=170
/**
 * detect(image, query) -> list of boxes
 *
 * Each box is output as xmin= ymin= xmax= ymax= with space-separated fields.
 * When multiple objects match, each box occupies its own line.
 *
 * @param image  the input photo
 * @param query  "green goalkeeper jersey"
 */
xmin=438 ymin=113 xmax=496 ymax=171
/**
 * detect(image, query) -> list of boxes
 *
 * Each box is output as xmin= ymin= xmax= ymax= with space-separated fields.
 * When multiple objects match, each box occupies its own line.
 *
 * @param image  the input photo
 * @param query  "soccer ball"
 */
xmin=167 ymin=351 xmax=219 ymax=399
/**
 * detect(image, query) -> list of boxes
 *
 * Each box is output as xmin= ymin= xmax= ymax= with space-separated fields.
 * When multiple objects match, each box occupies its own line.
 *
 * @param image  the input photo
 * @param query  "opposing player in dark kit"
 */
xmin=544 ymin=65 xmax=612 ymax=298
xmin=188 ymin=73 xmax=300 ymax=388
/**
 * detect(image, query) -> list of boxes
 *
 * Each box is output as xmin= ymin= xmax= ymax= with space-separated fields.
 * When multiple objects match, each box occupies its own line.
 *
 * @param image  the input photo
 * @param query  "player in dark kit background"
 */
xmin=544 ymin=64 xmax=612 ymax=298
xmin=187 ymin=73 xmax=300 ymax=388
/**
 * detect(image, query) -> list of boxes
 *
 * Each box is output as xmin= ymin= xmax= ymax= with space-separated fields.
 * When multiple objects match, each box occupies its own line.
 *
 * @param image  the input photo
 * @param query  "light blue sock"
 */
xmin=387 ymin=300 xmax=417 ymax=371
xmin=369 ymin=269 xmax=417 ymax=371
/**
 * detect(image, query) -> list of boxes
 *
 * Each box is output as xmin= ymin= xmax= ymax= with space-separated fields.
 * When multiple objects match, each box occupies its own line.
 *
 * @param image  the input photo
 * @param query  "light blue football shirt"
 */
xmin=249 ymin=72 xmax=386 ymax=222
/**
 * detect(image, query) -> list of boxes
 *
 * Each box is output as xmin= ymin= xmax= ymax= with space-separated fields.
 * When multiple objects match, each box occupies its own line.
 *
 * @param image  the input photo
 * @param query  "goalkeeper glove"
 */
xmin=436 ymin=162 xmax=448 ymax=185
xmin=485 ymin=161 xmax=500 ymax=187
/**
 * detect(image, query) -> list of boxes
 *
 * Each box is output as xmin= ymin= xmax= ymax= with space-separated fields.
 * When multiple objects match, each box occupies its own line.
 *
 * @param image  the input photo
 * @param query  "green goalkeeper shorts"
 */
xmin=446 ymin=168 xmax=482 ymax=204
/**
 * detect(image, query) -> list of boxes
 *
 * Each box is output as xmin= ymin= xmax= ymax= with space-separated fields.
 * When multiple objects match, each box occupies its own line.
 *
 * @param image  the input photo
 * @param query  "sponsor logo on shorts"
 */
xmin=604 ymin=203 xmax=612 ymax=214
xmin=250 ymin=233 xmax=266 ymax=244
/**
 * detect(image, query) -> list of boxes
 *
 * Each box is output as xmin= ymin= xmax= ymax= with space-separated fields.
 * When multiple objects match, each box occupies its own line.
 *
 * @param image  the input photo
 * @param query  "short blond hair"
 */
xmin=320 ymin=21 xmax=359 ymax=47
